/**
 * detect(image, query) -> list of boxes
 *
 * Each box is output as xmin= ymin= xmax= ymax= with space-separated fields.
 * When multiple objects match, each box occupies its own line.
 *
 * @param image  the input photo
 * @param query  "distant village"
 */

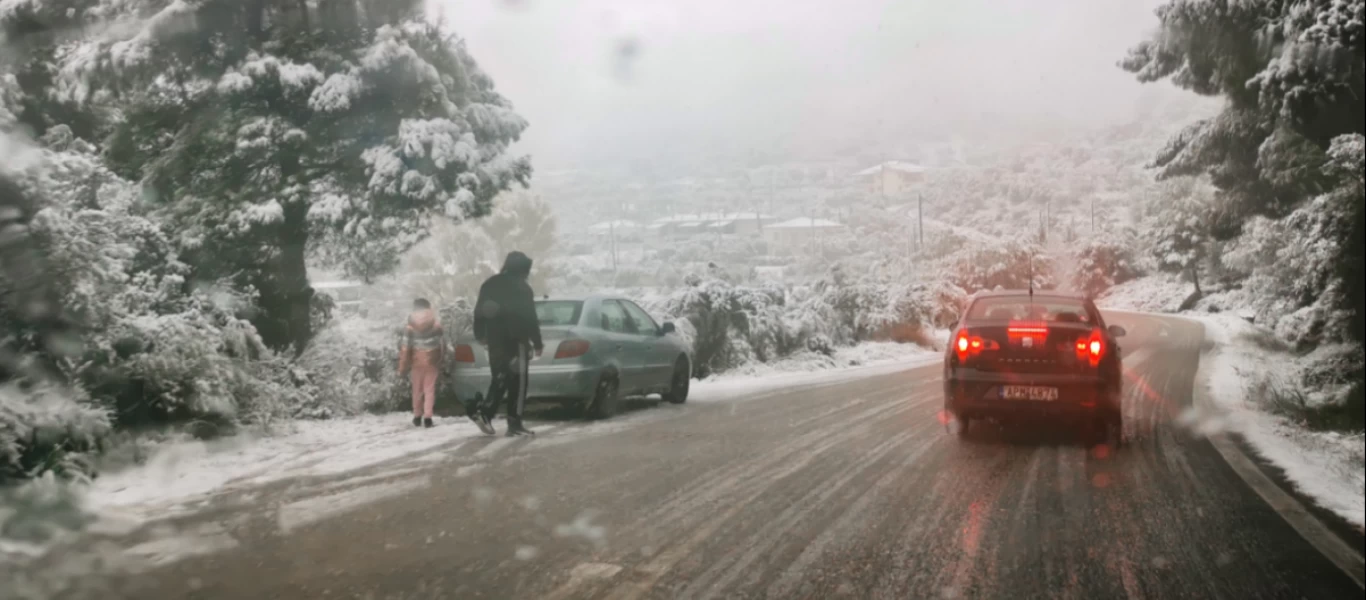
xmin=313 ymin=159 xmax=958 ymax=302
xmin=584 ymin=160 xmax=935 ymax=245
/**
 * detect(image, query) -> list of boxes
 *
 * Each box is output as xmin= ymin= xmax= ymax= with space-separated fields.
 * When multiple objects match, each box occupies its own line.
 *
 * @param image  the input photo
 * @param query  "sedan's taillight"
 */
xmin=454 ymin=344 xmax=476 ymax=363
xmin=555 ymin=339 xmax=591 ymax=359
xmin=1074 ymin=329 xmax=1105 ymax=367
xmin=954 ymin=330 xmax=998 ymax=363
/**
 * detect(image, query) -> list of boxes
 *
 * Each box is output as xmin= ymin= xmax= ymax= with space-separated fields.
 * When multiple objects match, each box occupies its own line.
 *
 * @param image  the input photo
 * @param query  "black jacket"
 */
xmin=473 ymin=251 xmax=543 ymax=351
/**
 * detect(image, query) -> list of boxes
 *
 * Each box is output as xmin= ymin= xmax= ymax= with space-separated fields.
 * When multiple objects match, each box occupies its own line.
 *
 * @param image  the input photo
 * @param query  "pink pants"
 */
xmin=410 ymin=365 xmax=438 ymax=418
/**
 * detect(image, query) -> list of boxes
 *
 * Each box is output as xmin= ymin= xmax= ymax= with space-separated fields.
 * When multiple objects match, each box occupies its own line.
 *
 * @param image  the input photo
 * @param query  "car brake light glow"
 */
xmin=1073 ymin=328 xmax=1103 ymax=367
xmin=954 ymin=330 xmax=998 ymax=363
xmin=1073 ymin=329 xmax=1105 ymax=366
xmin=1007 ymin=322 xmax=1050 ymax=335
xmin=555 ymin=339 xmax=591 ymax=359
xmin=454 ymin=344 xmax=476 ymax=363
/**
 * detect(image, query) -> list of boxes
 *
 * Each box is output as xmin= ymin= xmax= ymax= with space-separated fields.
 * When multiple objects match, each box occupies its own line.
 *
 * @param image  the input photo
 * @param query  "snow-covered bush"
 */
xmin=22 ymin=135 xmax=305 ymax=423
xmin=1098 ymin=274 xmax=1193 ymax=313
xmin=3 ymin=131 xmax=114 ymax=483
xmin=1071 ymin=234 xmax=1142 ymax=297
xmin=643 ymin=264 xmax=960 ymax=379
xmin=299 ymin=315 xmax=406 ymax=416
xmin=648 ymin=276 xmax=794 ymax=377
xmin=799 ymin=266 xmax=961 ymax=346
xmin=1247 ymin=343 xmax=1364 ymax=433
xmin=946 ymin=237 xmax=1054 ymax=293
xmin=1 ymin=127 xmax=338 ymax=482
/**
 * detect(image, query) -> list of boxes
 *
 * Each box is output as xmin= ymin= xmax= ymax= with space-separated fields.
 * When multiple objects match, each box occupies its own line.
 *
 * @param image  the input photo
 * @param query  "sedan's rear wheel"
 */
xmin=662 ymin=358 xmax=690 ymax=404
xmin=587 ymin=374 xmax=620 ymax=420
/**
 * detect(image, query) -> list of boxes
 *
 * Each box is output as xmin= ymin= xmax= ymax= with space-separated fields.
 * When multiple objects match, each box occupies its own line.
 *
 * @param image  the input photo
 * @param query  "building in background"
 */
xmin=856 ymin=161 xmax=928 ymax=198
xmin=648 ymin=212 xmax=777 ymax=237
xmin=589 ymin=219 xmax=642 ymax=238
xmin=762 ymin=217 xmax=848 ymax=248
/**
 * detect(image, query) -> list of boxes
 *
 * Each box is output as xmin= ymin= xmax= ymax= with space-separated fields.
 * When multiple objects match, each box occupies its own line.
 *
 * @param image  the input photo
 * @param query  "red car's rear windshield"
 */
xmin=965 ymin=296 xmax=1095 ymax=324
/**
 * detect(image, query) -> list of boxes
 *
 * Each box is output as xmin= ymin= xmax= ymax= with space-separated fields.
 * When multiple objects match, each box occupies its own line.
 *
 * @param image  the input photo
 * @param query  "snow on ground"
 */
xmin=86 ymin=415 xmax=483 ymax=522
xmin=81 ymin=341 xmax=940 ymax=523
xmin=1099 ymin=274 xmax=1193 ymax=313
xmin=690 ymin=341 xmax=941 ymax=403
xmin=1187 ymin=314 xmax=1365 ymax=528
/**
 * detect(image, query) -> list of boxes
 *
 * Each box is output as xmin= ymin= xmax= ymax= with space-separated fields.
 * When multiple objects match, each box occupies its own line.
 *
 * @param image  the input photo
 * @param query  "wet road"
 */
xmin=54 ymin=313 xmax=1365 ymax=599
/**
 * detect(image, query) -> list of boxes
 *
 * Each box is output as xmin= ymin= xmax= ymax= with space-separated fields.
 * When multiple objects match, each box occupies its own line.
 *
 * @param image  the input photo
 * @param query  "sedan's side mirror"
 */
xmin=660 ymin=322 xmax=676 ymax=336
xmin=1108 ymin=325 xmax=1127 ymax=338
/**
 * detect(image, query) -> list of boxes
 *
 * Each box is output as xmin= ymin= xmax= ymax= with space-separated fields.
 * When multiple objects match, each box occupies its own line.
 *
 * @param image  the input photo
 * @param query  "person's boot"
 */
xmin=469 ymin=413 xmax=496 ymax=435
xmin=506 ymin=419 xmax=535 ymax=437
xmin=412 ymin=416 xmax=422 ymax=427
xmin=423 ymin=417 xmax=434 ymax=429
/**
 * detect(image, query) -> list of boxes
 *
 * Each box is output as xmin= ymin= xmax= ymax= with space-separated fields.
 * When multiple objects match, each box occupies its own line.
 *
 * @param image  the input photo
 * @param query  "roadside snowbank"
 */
xmin=690 ymin=341 xmax=941 ymax=402
xmin=1189 ymin=314 xmax=1365 ymax=528
xmin=86 ymin=415 xmax=483 ymax=521
xmin=80 ymin=341 xmax=939 ymax=522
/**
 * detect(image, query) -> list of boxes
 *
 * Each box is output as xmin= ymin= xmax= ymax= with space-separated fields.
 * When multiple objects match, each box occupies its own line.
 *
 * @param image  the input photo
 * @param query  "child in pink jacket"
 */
xmin=398 ymin=298 xmax=446 ymax=428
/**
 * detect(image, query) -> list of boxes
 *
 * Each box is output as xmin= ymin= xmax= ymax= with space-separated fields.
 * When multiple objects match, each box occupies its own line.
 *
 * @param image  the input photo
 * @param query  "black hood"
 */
xmin=501 ymin=251 xmax=533 ymax=278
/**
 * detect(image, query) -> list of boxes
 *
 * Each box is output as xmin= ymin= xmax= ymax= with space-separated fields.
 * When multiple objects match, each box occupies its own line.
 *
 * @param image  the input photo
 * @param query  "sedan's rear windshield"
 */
xmin=965 ymin=297 xmax=1095 ymax=324
xmin=535 ymin=301 xmax=583 ymax=326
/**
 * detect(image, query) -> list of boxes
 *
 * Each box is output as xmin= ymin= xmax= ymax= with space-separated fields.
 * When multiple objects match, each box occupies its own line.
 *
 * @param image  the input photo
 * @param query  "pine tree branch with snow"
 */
xmin=52 ymin=0 xmax=532 ymax=352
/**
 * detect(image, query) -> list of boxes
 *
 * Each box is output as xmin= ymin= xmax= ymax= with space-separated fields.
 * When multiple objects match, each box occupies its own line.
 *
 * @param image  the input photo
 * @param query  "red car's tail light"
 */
xmin=954 ymin=330 xmax=998 ymax=363
xmin=555 ymin=339 xmax=591 ymax=359
xmin=1075 ymin=329 xmax=1105 ymax=367
xmin=1006 ymin=322 xmax=1050 ymax=335
xmin=454 ymin=344 xmax=476 ymax=363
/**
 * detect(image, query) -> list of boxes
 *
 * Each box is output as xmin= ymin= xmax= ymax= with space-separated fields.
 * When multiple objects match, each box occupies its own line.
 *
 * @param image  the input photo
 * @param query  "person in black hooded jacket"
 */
xmin=469 ymin=251 xmax=543 ymax=436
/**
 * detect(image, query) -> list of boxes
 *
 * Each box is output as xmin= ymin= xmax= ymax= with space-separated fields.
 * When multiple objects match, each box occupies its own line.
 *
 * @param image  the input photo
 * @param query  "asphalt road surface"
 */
xmin=41 ymin=313 xmax=1366 ymax=599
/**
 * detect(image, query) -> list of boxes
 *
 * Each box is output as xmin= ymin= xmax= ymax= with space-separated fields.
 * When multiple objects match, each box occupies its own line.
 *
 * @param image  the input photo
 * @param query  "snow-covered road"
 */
xmin=10 ymin=311 xmax=1364 ymax=599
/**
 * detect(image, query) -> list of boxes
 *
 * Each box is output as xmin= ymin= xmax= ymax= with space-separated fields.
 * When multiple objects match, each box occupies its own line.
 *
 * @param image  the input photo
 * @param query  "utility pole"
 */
xmin=1039 ymin=207 xmax=1046 ymax=244
xmin=917 ymin=192 xmax=924 ymax=250
xmin=1090 ymin=196 xmax=1096 ymax=235
xmin=1044 ymin=199 xmax=1050 ymax=243
xmin=609 ymin=218 xmax=618 ymax=274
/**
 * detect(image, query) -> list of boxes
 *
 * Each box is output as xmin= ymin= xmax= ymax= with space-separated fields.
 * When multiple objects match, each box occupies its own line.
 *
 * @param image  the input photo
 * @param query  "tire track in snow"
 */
xmin=761 ymin=420 xmax=946 ymax=599
xmin=702 ymin=421 xmax=946 ymax=599
xmin=676 ymin=429 xmax=933 ymax=599
xmin=615 ymin=388 xmax=930 ymax=542
xmin=551 ymin=395 xmax=921 ymax=600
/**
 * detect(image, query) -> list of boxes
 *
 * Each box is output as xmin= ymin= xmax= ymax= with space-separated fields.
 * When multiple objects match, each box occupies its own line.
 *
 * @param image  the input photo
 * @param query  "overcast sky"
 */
xmin=432 ymin=0 xmax=1179 ymax=172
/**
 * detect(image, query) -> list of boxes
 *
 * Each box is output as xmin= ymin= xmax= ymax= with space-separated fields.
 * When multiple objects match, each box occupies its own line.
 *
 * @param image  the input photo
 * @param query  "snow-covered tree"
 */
xmin=479 ymin=191 xmax=557 ymax=291
xmin=0 ymin=0 xmax=106 ymax=140
xmin=399 ymin=191 xmax=558 ymax=307
xmin=1071 ymin=234 xmax=1142 ymax=297
xmin=947 ymin=237 xmax=1055 ymax=294
xmin=1123 ymin=0 xmax=1365 ymax=341
xmin=55 ymin=0 xmax=531 ymax=352
xmin=1142 ymin=178 xmax=1215 ymax=295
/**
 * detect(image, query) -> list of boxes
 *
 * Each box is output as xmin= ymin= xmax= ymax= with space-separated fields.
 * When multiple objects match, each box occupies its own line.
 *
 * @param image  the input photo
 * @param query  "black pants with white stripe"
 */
xmin=480 ymin=341 xmax=530 ymax=426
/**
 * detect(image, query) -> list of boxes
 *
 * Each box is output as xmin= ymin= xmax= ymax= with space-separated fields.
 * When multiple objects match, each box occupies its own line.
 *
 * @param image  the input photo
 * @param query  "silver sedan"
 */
xmin=449 ymin=295 xmax=693 ymax=418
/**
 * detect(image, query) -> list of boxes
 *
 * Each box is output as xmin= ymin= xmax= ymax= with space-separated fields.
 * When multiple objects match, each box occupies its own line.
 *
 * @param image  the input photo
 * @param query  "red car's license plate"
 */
xmin=1002 ymin=386 xmax=1059 ymax=401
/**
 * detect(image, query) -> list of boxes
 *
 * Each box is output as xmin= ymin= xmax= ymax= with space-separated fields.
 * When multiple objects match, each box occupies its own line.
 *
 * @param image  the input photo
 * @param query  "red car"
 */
xmin=943 ymin=290 xmax=1126 ymax=445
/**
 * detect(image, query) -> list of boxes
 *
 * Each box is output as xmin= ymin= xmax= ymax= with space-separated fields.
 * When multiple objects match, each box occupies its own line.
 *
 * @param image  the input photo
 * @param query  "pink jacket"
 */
xmin=398 ymin=309 xmax=445 ymax=374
